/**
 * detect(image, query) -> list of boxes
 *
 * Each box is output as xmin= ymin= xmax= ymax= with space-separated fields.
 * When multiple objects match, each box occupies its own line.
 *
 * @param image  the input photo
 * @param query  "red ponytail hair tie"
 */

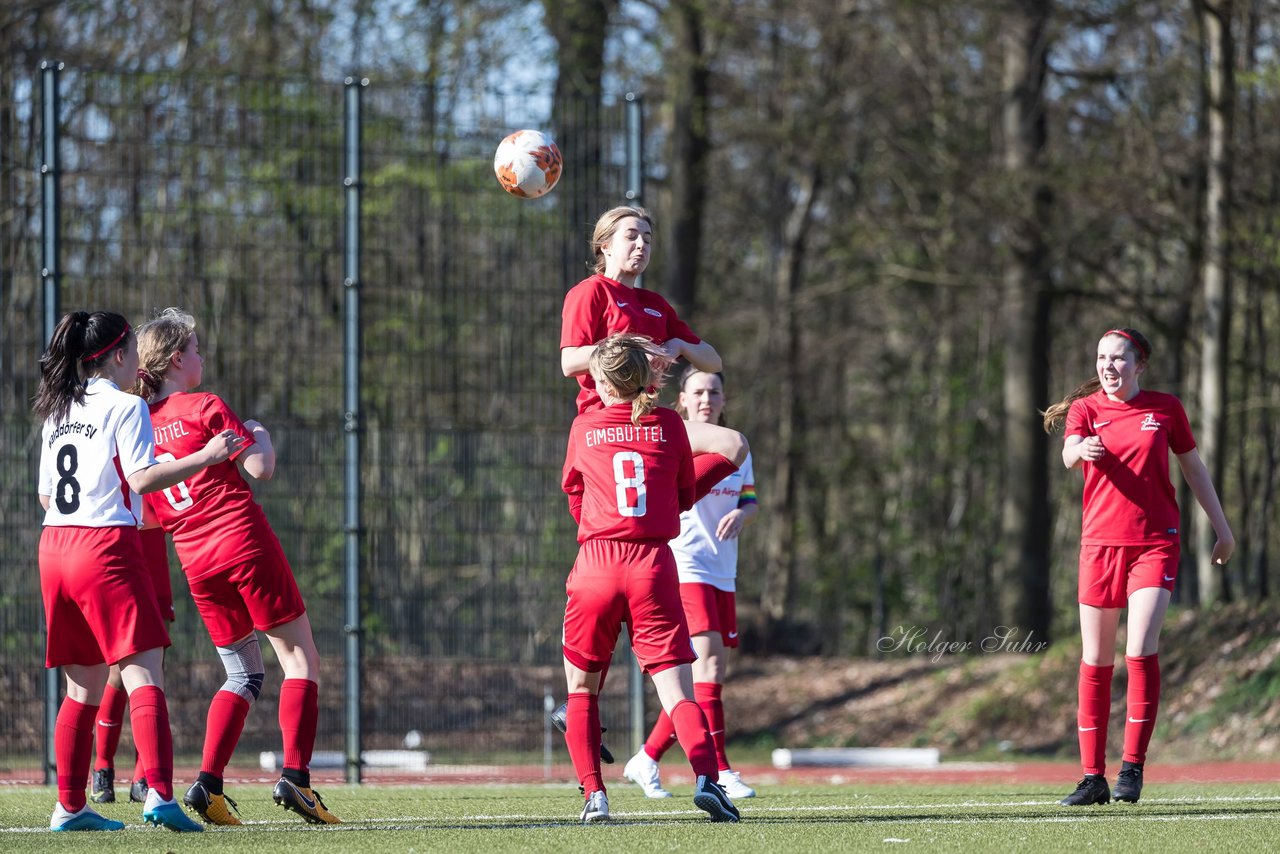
xmin=645 ymin=385 xmax=657 ymax=395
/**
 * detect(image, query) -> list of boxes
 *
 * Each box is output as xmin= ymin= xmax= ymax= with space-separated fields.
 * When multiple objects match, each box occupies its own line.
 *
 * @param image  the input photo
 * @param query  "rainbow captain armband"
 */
xmin=737 ymin=484 xmax=757 ymax=508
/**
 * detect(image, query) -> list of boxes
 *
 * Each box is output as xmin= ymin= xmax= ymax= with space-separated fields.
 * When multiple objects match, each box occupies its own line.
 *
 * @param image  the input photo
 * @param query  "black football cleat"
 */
xmin=1059 ymin=774 xmax=1111 ymax=806
xmin=549 ymin=700 xmax=615 ymax=764
xmin=90 ymin=767 xmax=115 ymax=804
xmin=1113 ymin=761 xmax=1144 ymax=803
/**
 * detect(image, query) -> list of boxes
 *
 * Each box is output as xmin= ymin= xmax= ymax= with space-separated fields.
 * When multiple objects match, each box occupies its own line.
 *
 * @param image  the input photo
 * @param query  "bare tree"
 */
xmin=998 ymin=0 xmax=1053 ymax=640
xmin=1194 ymin=0 xmax=1234 ymax=602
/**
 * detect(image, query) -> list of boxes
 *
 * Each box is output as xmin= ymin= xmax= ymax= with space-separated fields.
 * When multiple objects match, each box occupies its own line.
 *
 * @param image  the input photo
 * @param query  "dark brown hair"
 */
xmin=34 ymin=311 xmax=132 ymax=424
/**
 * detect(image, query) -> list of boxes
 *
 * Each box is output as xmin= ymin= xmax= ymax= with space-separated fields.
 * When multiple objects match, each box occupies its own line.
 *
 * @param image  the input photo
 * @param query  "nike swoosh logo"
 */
xmin=295 ymin=788 xmax=317 ymax=810
xmin=1092 ymin=420 xmax=1111 ymax=429
xmin=1128 ymin=717 xmax=1149 ymax=723
xmin=727 ymin=631 xmax=738 ymax=639
xmin=1163 ymin=575 xmax=1176 ymax=582
xmin=97 ymin=721 xmax=121 ymax=728
xmin=617 ymin=301 xmax=629 ymax=307
xmin=1077 ymin=726 xmax=1098 ymax=732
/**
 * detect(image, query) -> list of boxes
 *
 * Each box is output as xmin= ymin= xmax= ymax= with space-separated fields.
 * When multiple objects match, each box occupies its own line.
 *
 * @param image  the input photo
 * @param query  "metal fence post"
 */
xmin=342 ymin=75 xmax=367 ymax=785
xmin=39 ymin=58 xmax=64 ymax=788
xmin=623 ymin=91 xmax=647 ymax=757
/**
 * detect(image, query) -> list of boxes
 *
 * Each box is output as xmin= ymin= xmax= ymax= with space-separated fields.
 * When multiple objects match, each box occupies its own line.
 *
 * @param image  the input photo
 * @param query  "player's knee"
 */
xmin=729 ymin=430 xmax=748 ymax=466
xmin=216 ymin=635 xmax=267 ymax=703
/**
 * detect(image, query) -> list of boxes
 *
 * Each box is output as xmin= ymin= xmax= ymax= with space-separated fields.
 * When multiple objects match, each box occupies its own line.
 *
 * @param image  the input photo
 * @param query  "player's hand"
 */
xmin=716 ymin=509 xmax=745 ymax=541
xmin=1211 ymin=534 xmax=1236 ymax=565
xmin=202 ymin=429 xmax=247 ymax=463
xmin=1076 ymin=435 xmax=1105 ymax=463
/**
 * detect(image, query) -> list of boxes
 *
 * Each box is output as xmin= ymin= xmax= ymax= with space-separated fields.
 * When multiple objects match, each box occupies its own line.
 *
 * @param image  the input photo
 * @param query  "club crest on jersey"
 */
xmin=1140 ymin=413 xmax=1161 ymax=431
xmin=644 ymin=307 xmax=663 ymax=317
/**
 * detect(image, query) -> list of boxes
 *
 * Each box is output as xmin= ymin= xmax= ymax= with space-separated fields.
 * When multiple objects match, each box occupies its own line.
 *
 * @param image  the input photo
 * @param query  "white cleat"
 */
xmin=623 ymin=750 xmax=672 ymax=799
xmin=717 ymin=769 xmax=757 ymax=799
xmin=580 ymin=790 xmax=610 ymax=823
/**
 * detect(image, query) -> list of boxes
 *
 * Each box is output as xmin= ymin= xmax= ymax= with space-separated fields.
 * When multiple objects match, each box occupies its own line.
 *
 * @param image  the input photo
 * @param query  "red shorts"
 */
xmin=1078 ymin=542 xmax=1179 ymax=609
xmin=39 ymin=526 xmax=171 ymax=667
xmin=563 ymin=539 xmax=695 ymax=674
xmin=680 ymin=582 xmax=739 ymax=647
xmin=139 ymin=527 xmax=174 ymax=622
xmin=187 ymin=536 xmax=307 ymax=647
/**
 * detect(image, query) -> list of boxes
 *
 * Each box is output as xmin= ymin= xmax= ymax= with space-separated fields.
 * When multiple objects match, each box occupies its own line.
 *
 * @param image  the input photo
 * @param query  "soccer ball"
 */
xmin=493 ymin=129 xmax=562 ymax=199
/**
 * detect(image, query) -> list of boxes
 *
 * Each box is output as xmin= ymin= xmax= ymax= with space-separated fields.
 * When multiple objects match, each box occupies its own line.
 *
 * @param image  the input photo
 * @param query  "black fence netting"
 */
xmin=0 ymin=66 xmax=640 ymax=772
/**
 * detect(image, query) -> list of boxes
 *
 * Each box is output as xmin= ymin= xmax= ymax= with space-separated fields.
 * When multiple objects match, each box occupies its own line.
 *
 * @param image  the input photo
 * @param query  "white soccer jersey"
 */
xmin=38 ymin=377 xmax=157 ymax=528
xmin=671 ymin=452 xmax=755 ymax=591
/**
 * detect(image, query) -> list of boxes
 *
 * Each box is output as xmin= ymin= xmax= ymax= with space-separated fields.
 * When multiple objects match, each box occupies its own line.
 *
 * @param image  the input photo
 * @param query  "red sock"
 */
xmin=94 ymin=683 xmax=127 ymax=771
xmin=202 ymin=690 xmax=252 ymax=778
xmin=693 ymin=454 xmax=738 ymax=503
xmin=669 ymin=698 xmax=717 ymax=779
xmin=644 ymin=709 xmax=678 ymax=761
xmin=55 ymin=697 xmax=98 ymax=811
xmin=128 ymin=685 xmax=173 ymax=800
xmin=1077 ymin=661 xmax=1113 ymax=777
xmin=1123 ymin=654 xmax=1160 ymax=764
xmin=694 ymin=682 xmax=730 ymax=772
xmin=564 ymin=692 xmax=603 ymax=796
xmin=279 ymin=678 xmax=319 ymax=774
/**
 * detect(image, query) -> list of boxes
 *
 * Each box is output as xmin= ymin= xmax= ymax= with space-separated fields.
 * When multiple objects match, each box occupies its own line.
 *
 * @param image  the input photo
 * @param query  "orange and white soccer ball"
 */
xmin=493 ymin=129 xmax=562 ymax=199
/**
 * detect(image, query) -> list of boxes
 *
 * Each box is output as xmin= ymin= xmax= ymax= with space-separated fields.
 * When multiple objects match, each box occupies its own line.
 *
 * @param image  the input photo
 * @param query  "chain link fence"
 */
xmin=0 ymin=65 xmax=643 ymax=776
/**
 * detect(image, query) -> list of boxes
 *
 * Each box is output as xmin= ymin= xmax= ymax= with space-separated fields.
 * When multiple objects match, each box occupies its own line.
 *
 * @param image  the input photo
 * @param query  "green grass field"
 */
xmin=3 ymin=780 xmax=1280 ymax=852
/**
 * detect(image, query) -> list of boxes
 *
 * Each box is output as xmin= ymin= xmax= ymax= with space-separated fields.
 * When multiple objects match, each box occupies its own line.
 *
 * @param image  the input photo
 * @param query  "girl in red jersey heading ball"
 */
xmin=1044 ymin=327 xmax=1234 ymax=807
xmin=132 ymin=308 xmax=339 ymax=826
xmin=560 ymin=333 xmax=740 ymax=825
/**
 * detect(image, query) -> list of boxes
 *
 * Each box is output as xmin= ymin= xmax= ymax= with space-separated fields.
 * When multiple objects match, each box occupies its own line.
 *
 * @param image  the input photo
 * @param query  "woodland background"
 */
xmin=0 ymin=0 xmax=1278 ymax=760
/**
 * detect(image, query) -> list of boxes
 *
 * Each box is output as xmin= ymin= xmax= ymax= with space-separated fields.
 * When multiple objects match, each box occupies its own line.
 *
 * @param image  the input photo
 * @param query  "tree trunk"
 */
xmin=1195 ymin=0 xmax=1234 ymax=603
xmin=758 ymin=166 xmax=820 ymax=651
xmin=662 ymin=0 xmax=710 ymax=315
xmin=998 ymin=0 xmax=1053 ymax=643
xmin=543 ymin=0 xmax=616 ymax=230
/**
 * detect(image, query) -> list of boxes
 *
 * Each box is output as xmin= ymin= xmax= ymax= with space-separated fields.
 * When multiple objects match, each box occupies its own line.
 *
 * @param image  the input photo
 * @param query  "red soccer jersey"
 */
xmin=1064 ymin=390 xmax=1196 ymax=546
xmin=563 ymin=404 xmax=696 ymax=543
xmin=560 ymin=274 xmax=701 ymax=414
xmin=143 ymin=392 xmax=272 ymax=580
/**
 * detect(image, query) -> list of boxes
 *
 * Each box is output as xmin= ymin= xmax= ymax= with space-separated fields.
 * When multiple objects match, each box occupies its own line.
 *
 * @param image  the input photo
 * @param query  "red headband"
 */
xmin=1105 ymin=329 xmax=1148 ymax=357
xmin=82 ymin=324 xmax=130 ymax=363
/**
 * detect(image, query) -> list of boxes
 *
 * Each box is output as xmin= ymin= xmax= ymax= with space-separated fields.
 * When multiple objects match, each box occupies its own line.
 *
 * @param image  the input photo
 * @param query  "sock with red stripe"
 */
xmin=1077 ymin=661 xmax=1113 ymax=777
xmin=1123 ymin=654 xmax=1160 ymax=764
xmin=279 ymin=678 xmax=319 ymax=783
xmin=565 ymin=692 xmax=604 ymax=796
xmin=644 ymin=709 xmax=678 ymax=762
xmin=694 ymin=681 xmax=730 ymax=772
xmin=128 ymin=685 xmax=174 ymax=800
xmin=56 ymin=697 xmax=98 ymax=811
xmin=693 ymin=454 xmax=738 ymax=503
xmin=93 ymin=682 xmax=127 ymax=771
xmin=202 ymin=690 xmax=252 ymax=780
xmin=669 ymin=698 xmax=718 ymax=779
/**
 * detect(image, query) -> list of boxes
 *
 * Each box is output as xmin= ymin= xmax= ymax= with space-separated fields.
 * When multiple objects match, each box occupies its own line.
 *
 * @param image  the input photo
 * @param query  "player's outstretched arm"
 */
xmin=128 ymin=430 xmax=246 ymax=494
